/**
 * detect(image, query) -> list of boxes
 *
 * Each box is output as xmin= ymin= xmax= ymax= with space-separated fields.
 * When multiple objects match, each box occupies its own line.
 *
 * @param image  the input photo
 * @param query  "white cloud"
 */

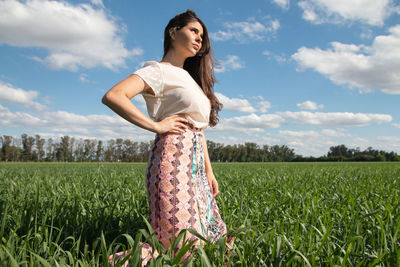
xmin=0 ymin=104 xmax=153 ymax=141
xmin=277 ymin=129 xmax=353 ymax=156
xmin=271 ymin=0 xmax=290 ymax=9
xmin=0 ymin=104 xmax=44 ymax=127
xmin=79 ymin=73 xmax=89 ymax=83
xmin=215 ymin=92 xmax=256 ymax=113
xmin=131 ymin=94 xmax=146 ymax=110
xmin=251 ymin=95 xmax=264 ymax=100
xmin=0 ymin=0 xmax=142 ymax=71
xmin=360 ymin=28 xmax=373 ymax=40
xmin=279 ymin=130 xmax=321 ymax=138
xmin=346 ymin=135 xmax=400 ymax=153
xmin=212 ymin=127 xmax=399 ymax=157
xmin=210 ymin=113 xmax=286 ymax=133
xmin=90 ymin=0 xmax=104 ymax=8
xmin=0 ymin=81 xmax=45 ymax=110
xmin=215 ymin=55 xmax=245 ymax=73
xmin=320 ymin=129 xmax=350 ymax=137
xmin=258 ymin=100 xmax=271 ymax=113
xmin=263 ymin=50 xmax=288 ymax=63
xmin=216 ymin=94 xmax=271 ymax=113
xmin=278 ymin=129 xmax=337 ymax=156
xmin=292 ymin=25 xmax=400 ymax=95
xmin=298 ymin=0 xmax=397 ymax=26
xmin=282 ymin=133 xmax=400 ymax=157
xmin=210 ymin=18 xmax=280 ymax=43
xmin=376 ymin=136 xmax=400 ymax=151
xmin=252 ymin=135 xmax=280 ymax=145
xmin=278 ymin=111 xmax=392 ymax=126
xmin=133 ymin=94 xmax=146 ymax=104
xmin=280 ymin=129 xmax=350 ymax=138
xmin=392 ymin=123 xmax=400 ymax=128
xmin=297 ymin=100 xmax=324 ymax=110
xmin=0 ymin=105 xmax=118 ymax=128
xmin=208 ymin=133 xmax=280 ymax=147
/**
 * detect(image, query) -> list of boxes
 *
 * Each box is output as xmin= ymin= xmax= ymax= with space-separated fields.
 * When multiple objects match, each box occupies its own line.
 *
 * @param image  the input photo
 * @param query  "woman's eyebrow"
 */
xmin=192 ymin=27 xmax=203 ymax=36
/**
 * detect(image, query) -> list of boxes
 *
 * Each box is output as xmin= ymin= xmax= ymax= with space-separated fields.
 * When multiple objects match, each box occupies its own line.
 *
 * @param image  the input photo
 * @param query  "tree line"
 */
xmin=1 ymin=134 xmax=399 ymax=162
xmin=0 ymin=134 xmax=151 ymax=162
xmin=296 ymin=144 xmax=400 ymax=162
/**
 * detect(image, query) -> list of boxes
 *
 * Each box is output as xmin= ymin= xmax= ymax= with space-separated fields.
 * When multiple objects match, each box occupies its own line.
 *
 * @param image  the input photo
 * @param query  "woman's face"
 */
xmin=171 ymin=21 xmax=203 ymax=58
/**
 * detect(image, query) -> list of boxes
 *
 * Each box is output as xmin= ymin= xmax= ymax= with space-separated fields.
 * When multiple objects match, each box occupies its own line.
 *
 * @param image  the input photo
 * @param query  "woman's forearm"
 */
xmin=201 ymin=132 xmax=214 ymax=174
xmin=102 ymin=91 xmax=157 ymax=133
xmin=201 ymin=132 xmax=219 ymax=197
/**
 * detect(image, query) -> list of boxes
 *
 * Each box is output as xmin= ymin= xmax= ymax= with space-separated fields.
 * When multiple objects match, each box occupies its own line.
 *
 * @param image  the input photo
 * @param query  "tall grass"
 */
xmin=0 ymin=162 xmax=399 ymax=266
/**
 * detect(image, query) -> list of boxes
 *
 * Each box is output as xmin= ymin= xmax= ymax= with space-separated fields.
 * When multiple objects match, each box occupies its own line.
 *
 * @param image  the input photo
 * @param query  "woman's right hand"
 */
xmin=153 ymin=114 xmax=192 ymax=134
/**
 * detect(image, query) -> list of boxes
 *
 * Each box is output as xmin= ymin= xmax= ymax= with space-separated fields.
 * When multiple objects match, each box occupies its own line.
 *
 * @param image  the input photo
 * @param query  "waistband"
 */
xmin=182 ymin=121 xmax=202 ymax=132
xmin=156 ymin=122 xmax=202 ymax=138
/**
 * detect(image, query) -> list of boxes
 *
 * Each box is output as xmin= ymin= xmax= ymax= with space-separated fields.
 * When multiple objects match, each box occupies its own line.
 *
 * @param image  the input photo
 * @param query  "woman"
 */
xmin=103 ymin=9 xmax=234 ymax=266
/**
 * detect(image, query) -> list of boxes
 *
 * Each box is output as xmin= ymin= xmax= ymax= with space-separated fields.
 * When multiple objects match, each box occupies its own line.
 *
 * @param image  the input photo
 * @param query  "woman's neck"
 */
xmin=161 ymin=49 xmax=187 ymax=68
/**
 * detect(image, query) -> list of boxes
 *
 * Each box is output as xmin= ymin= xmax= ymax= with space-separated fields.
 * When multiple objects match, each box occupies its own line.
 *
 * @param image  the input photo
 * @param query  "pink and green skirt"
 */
xmin=109 ymin=124 xmax=234 ymax=266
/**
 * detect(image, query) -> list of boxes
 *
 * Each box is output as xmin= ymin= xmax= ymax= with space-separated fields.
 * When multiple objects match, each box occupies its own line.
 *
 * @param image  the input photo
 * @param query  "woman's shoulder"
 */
xmin=136 ymin=60 xmax=189 ymax=81
xmin=133 ymin=61 xmax=164 ymax=97
xmin=135 ymin=61 xmax=159 ymax=71
xmin=142 ymin=60 xmax=158 ymax=67
xmin=134 ymin=60 xmax=163 ymax=75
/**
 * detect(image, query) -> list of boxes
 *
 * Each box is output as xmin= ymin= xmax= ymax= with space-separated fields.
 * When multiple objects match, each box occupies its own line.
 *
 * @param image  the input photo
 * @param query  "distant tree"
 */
xmin=221 ymin=144 xmax=234 ymax=162
xmin=139 ymin=141 xmax=151 ymax=162
xmin=9 ymin=137 xmax=22 ymax=162
xmin=57 ymin=136 xmax=71 ymax=162
xmin=45 ymin=138 xmax=55 ymax=161
xmin=206 ymin=140 xmax=217 ymax=161
xmin=238 ymin=144 xmax=247 ymax=162
xmin=21 ymin=134 xmax=35 ymax=161
xmin=262 ymin=145 xmax=269 ymax=162
xmin=74 ymin=139 xmax=84 ymax=162
xmin=280 ymin=145 xmax=296 ymax=161
xmin=83 ymin=139 xmax=96 ymax=162
xmin=0 ymin=137 xmax=2 ymax=161
xmin=2 ymin=133 xmax=400 ymax=162
xmin=122 ymin=139 xmax=139 ymax=162
xmin=1 ymin=135 xmax=12 ymax=162
xmin=327 ymin=144 xmax=351 ymax=159
xmin=105 ymin=139 xmax=115 ymax=162
xmin=35 ymin=134 xmax=45 ymax=161
xmin=69 ymin=137 xmax=75 ymax=162
xmin=115 ymin=138 xmax=123 ymax=162
xmin=386 ymin=151 xmax=400 ymax=161
xmin=269 ymin=145 xmax=282 ymax=162
xmin=245 ymin=142 xmax=259 ymax=162
xmin=375 ymin=154 xmax=386 ymax=161
xmin=207 ymin=140 xmax=225 ymax=162
xmin=96 ymin=140 xmax=103 ymax=161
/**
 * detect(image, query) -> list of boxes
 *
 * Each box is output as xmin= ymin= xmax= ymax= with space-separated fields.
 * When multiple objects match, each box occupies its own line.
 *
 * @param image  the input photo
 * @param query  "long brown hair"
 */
xmin=163 ymin=9 xmax=223 ymax=127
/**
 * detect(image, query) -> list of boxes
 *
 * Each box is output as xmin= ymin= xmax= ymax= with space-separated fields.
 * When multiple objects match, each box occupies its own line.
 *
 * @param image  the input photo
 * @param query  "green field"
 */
xmin=0 ymin=162 xmax=399 ymax=266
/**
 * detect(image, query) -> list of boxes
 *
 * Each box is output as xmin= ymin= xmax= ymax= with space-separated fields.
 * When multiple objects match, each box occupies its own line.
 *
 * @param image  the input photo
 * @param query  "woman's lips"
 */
xmin=193 ymin=44 xmax=199 ymax=50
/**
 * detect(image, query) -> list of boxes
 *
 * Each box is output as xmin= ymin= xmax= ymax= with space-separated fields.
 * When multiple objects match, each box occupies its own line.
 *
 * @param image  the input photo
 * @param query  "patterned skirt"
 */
xmin=109 ymin=124 xmax=234 ymax=266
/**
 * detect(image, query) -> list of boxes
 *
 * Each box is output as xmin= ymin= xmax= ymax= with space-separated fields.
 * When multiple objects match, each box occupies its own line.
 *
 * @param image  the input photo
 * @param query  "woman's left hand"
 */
xmin=206 ymin=172 xmax=219 ymax=198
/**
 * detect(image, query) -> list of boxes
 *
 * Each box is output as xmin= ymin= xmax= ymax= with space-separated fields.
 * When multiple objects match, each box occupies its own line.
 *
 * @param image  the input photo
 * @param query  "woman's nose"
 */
xmin=195 ymin=35 xmax=202 ymax=44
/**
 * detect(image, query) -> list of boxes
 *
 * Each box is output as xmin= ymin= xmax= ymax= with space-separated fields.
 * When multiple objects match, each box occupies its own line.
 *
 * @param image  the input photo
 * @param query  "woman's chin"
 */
xmin=189 ymin=51 xmax=199 ymax=58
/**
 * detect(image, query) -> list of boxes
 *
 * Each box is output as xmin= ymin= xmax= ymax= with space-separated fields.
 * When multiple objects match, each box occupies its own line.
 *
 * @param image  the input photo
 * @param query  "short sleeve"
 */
xmin=133 ymin=63 xmax=163 ymax=97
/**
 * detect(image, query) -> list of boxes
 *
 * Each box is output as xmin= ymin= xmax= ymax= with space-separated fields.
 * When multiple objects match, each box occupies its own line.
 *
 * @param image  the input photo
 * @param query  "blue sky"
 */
xmin=0 ymin=0 xmax=399 ymax=156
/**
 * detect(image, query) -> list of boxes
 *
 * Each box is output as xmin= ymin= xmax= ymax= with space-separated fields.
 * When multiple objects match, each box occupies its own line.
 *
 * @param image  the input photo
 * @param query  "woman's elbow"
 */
xmin=101 ymin=91 xmax=113 ymax=105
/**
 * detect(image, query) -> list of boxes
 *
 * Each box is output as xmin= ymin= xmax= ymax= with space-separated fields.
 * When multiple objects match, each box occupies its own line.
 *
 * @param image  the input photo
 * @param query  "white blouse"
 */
xmin=133 ymin=61 xmax=211 ymax=130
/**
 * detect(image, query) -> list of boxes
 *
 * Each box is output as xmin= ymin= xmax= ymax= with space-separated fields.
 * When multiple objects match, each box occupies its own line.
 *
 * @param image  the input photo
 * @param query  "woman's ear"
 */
xmin=169 ymin=27 xmax=176 ymax=40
